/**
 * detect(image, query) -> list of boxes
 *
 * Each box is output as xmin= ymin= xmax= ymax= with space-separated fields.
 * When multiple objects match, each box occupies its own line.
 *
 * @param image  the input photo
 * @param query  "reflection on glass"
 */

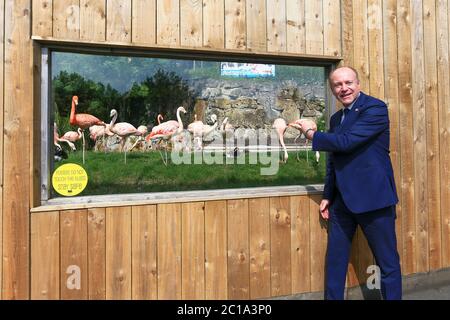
xmin=50 ymin=52 xmax=327 ymax=198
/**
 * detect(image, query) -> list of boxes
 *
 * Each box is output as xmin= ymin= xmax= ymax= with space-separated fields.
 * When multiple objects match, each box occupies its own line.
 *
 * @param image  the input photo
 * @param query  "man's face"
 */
xmin=330 ymin=68 xmax=361 ymax=107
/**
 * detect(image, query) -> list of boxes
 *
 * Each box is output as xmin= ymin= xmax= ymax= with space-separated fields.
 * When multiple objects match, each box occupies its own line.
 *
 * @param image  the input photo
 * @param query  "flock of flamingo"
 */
xmin=53 ymin=95 xmax=319 ymax=165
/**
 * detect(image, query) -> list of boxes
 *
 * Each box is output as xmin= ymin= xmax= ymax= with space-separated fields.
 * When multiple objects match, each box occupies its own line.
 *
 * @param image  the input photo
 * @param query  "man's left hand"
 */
xmin=295 ymin=119 xmax=317 ymax=140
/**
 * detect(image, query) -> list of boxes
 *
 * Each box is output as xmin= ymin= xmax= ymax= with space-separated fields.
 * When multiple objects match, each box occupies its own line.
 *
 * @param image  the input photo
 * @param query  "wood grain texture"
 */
xmin=0 ymin=0 xmax=3 ymax=299
xmin=225 ymin=0 xmax=246 ymax=50
xmin=180 ymin=0 xmax=203 ymax=47
xmin=80 ymin=0 xmax=106 ymax=41
xmin=341 ymin=0 xmax=354 ymax=66
xmin=157 ymin=0 xmax=179 ymax=46
xmin=202 ymin=0 xmax=224 ymax=49
xmin=411 ymin=0 xmax=428 ymax=274
xmin=204 ymin=201 xmax=228 ymax=299
xmin=249 ymin=198 xmax=270 ymax=299
xmin=270 ymin=197 xmax=291 ymax=296
xmin=290 ymin=196 xmax=310 ymax=293
xmin=60 ymin=210 xmax=88 ymax=299
xmin=437 ymin=0 xmax=450 ymax=268
xmin=132 ymin=205 xmax=157 ymax=300
xmin=382 ymin=0 xmax=402 ymax=267
xmin=368 ymin=0 xmax=384 ymax=98
xmin=87 ymin=208 xmax=106 ymax=299
xmin=309 ymin=195 xmax=326 ymax=292
xmin=157 ymin=203 xmax=182 ymax=299
xmin=53 ymin=0 xmax=80 ymax=39
xmin=286 ymin=0 xmax=305 ymax=54
xmin=323 ymin=0 xmax=341 ymax=57
xmin=423 ymin=0 xmax=440 ymax=272
xmin=131 ymin=0 xmax=155 ymax=44
xmin=227 ymin=199 xmax=250 ymax=299
xmin=31 ymin=212 xmax=60 ymax=300
xmin=397 ymin=0 xmax=416 ymax=275
xmin=32 ymin=0 xmax=53 ymax=37
xmin=246 ymin=0 xmax=266 ymax=52
xmin=106 ymin=206 xmax=132 ymax=299
xmin=181 ymin=202 xmax=205 ymax=299
xmin=106 ymin=0 xmax=131 ymax=42
xmin=3 ymin=0 xmax=32 ymax=299
xmin=305 ymin=0 xmax=323 ymax=55
xmin=266 ymin=0 xmax=286 ymax=53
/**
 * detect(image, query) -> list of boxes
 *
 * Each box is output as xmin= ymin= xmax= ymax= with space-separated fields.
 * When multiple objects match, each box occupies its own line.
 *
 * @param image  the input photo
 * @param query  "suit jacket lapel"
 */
xmin=336 ymin=92 xmax=366 ymax=133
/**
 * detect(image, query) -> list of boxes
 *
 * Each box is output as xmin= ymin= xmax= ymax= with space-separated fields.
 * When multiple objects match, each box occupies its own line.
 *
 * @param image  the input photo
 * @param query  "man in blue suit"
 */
xmin=296 ymin=66 xmax=402 ymax=300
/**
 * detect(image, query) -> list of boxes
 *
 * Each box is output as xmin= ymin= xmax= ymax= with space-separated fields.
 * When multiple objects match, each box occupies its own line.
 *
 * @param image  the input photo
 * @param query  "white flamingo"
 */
xmin=54 ymin=122 xmax=76 ymax=151
xmin=272 ymin=118 xmax=288 ymax=163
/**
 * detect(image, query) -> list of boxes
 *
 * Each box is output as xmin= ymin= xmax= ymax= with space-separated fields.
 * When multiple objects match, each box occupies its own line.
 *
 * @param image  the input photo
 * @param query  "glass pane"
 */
xmin=50 ymin=51 xmax=327 ymax=198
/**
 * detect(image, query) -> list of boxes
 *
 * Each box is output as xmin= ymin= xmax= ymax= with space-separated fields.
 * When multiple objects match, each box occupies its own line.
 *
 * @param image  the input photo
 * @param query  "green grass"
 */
xmin=53 ymin=150 xmax=325 ymax=197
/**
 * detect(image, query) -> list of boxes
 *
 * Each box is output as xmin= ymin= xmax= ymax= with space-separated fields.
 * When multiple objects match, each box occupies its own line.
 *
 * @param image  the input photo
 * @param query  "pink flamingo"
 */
xmin=70 ymin=95 xmax=106 ymax=163
xmin=54 ymin=122 xmax=76 ymax=151
xmin=145 ymin=106 xmax=187 ymax=141
xmin=61 ymin=128 xmax=82 ymax=145
xmin=157 ymin=114 xmax=164 ymax=125
xmin=145 ymin=106 xmax=187 ymax=165
xmin=109 ymin=109 xmax=146 ymax=163
xmin=273 ymin=118 xmax=288 ymax=163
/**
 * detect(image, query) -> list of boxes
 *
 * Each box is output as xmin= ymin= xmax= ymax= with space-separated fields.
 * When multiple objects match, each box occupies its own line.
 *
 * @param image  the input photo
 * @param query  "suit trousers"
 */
xmin=325 ymin=191 xmax=402 ymax=300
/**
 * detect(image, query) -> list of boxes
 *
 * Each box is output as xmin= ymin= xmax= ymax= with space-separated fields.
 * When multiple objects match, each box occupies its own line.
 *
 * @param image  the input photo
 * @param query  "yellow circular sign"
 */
xmin=52 ymin=163 xmax=88 ymax=196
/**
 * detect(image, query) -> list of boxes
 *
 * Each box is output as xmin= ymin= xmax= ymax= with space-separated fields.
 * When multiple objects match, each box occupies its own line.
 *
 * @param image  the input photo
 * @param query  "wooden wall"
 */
xmin=0 ymin=0 xmax=448 ymax=299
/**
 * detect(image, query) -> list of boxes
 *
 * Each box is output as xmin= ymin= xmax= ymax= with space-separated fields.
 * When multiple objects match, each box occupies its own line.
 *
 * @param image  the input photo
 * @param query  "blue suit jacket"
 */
xmin=312 ymin=92 xmax=398 ymax=214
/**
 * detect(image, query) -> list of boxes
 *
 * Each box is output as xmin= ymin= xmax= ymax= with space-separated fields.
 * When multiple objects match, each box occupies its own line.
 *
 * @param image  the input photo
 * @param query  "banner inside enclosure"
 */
xmin=220 ymin=62 xmax=275 ymax=78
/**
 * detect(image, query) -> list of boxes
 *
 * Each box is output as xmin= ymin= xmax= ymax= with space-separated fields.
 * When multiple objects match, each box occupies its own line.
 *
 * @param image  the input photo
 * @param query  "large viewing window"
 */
xmin=41 ymin=46 xmax=333 ymax=203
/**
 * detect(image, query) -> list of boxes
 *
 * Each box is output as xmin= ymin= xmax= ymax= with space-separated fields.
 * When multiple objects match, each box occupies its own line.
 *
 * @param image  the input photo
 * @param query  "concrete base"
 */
xmin=272 ymin=267 xmax=450 ymax=300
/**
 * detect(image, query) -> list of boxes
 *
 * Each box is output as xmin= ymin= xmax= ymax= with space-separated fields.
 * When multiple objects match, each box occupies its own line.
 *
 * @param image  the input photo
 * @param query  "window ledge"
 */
xmin=31 ymin=185 xmax=324 ymax=213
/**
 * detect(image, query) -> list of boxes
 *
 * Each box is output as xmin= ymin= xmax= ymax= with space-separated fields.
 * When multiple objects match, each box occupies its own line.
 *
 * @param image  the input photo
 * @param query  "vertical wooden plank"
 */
xmin=131 ymin=0 xmax=156 ymax=44
xmin=438 ymin=1 xmax=450 ymax=268
xmin=368 ymin=0 xmax=384 ymax=98
xmin=383 ymin=0 xmax=403 ymax=269
xmin=132 ymin=205 xmax=157 ymax=300
xmin=205 ymin=201 xmax=227 ymax=300
xmin=180 ymin=0 xmax=203 ymax=47
xmin=203 ymin=0 xmax=224 ymax=49
xmin=423 ymin=0 xmax=440 ymax=272
xmin=3 ymin=0 xmax=31 ymax=299
xmin=31 ymin=212 xmax=60 ymax=300
xmin=80 ymin=0 xmax=106 ymax=41
xmin=227 ymin=199 xmax=249 ymax=299
xmin=106 ymin=207 xmax=132 ymax=299
xmin=181 ymin=202 xmax=205 ymax=300
xmin=397 ymin=0 xmax=416 ymax=275
xmin=266 ymin=0 xmax=286 ymax=53
xmin=352 ymin=0 xmax=369 ymax=88
xmin=305 ymin=0 xmax=323 ymax=55
xmin=87 ymin=208 xmax=106 ymax=299
xmin=157 ymin=203 xmax=182 ymax=299
xmin=156 ymin=0 xmax=179 ymax=46
xmin=341 ymin=0 xmax=354 ymax=66
xmin=309 ymin=195 xmax=326 ymax=292
xmin=270 ymin=196 xmax=291 ymax=297
xmin=411 ymin=0 xmax=428 ymax=273
xmin=323 ymin=0 xmax=341 ymax=57
xmin=286 ymin=0 xmax=305 ymax=54
xmin=106 ymin=0 xmax=131 ymax=42
xmin=249 ymin=198 xmax=270 ymax=299
xmin=0 ymin=0 xmax=4 ymax=299
xmin=353 ymin=0 xmax=373 ymax=284
xmin=246 ymin=0 xmax=266 ymax=52
xmin=60 ymin=210 xmax=88 ymax=299
xmin=225 ymin=0 xmax=246 ymax=50
xmin=290 ymin=196 xmax=310 ymax=294
xmin=53 ymin=0 xmax=80 ymax=40
xmin=32 ymin=0 xmax=53 ymax=37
